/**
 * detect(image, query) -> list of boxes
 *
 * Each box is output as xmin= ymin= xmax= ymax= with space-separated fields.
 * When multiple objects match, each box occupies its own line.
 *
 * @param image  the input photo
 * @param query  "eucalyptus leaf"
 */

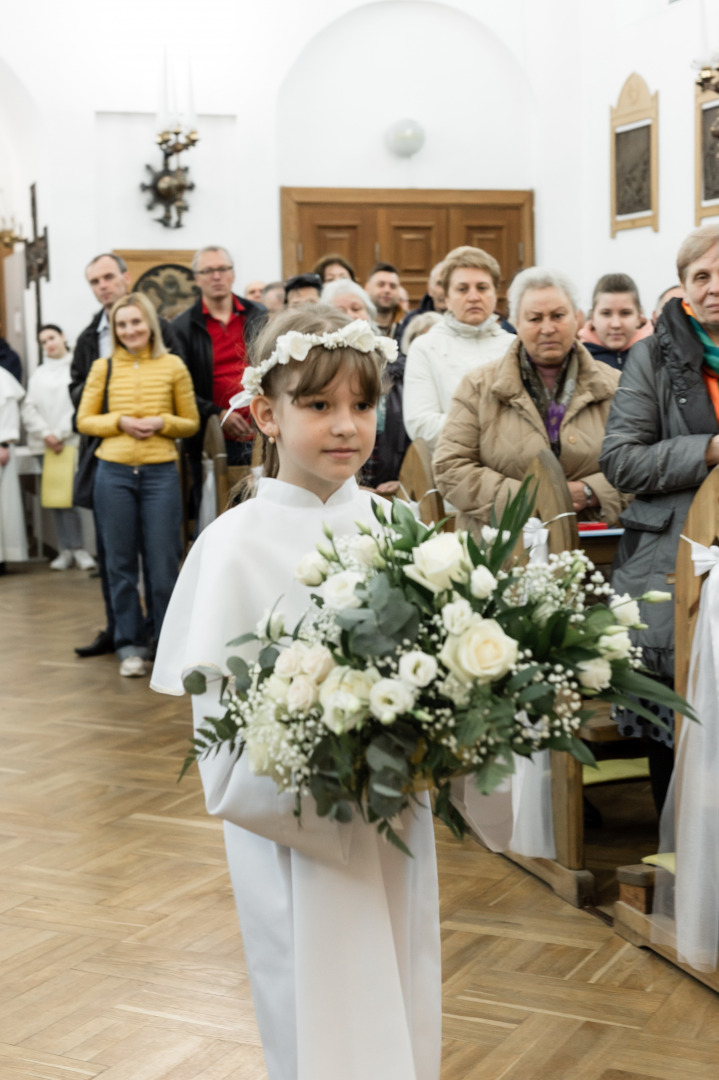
xmin=182 ymin=670 xmax=207 ymax=695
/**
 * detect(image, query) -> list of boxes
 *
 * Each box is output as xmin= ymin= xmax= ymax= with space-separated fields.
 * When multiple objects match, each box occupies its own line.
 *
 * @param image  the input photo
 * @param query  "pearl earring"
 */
xmin=268 ymin=434 xmax=276 ymax=444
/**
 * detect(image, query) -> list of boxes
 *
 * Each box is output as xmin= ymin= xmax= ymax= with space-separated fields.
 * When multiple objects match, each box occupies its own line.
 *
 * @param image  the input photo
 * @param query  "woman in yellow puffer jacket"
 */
xmin=77 ymin=293 xmax=199 ymax=677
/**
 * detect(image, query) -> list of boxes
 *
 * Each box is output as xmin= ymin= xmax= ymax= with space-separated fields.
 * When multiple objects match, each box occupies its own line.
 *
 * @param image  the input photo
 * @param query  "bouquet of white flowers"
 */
xmin=182 ymin=484 xmax=691 ymax=854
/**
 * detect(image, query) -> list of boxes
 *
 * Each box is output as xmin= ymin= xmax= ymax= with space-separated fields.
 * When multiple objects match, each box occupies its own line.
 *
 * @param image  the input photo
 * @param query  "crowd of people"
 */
xmin=0 ymin=232 xmax=716 ymax=769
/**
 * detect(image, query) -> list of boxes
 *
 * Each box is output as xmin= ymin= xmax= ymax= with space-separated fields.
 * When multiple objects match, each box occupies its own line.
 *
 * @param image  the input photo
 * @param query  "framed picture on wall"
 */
xmin=695 ymin=87 xmax=719 ymax=225
xmin=610 ymin=73 xmax=658 ymax=238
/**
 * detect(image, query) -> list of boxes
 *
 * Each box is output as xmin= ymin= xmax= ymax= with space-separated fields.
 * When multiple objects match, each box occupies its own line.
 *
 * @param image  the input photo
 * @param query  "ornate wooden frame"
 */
xmin=610 ymin=73 xmax=658 ymax=238
xmin=694 ymin=84 xmax=719 ymax=226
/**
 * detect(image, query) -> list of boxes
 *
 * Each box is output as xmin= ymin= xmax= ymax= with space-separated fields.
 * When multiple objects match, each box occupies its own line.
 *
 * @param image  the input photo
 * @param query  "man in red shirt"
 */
xmin=173 ymin=246 xmax=266 ymax=505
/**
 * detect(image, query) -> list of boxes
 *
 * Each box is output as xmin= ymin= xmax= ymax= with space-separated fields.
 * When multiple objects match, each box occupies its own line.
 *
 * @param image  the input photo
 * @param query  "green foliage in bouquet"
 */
xmin=181 ymin=481 xmax=694 ymax=855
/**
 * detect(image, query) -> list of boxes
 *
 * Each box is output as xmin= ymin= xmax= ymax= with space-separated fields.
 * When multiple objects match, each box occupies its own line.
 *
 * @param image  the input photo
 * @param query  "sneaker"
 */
xmin=50 ymin=549 xmax=74 ymax=571
xmin=119 ymin=655 xmax=148 ymax=678
xmin=73 ymin=548 xmax=97 ymax=571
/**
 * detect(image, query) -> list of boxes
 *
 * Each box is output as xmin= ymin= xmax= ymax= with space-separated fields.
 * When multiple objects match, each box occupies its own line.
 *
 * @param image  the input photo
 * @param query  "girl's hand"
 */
xmin=44 ymin=435 xmax=64 ymax=454
xmin=0 ymin=446 xmax=9 ymax=467
xmin=119 ymin=416 xmax=164 ymax=439
xmin=375 ymin=480 xmax=401 ymax=495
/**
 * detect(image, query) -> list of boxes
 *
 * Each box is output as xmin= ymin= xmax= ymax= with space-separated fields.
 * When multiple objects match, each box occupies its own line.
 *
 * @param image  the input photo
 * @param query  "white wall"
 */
xmin=0 ymin=0 xmax=717 ymax=350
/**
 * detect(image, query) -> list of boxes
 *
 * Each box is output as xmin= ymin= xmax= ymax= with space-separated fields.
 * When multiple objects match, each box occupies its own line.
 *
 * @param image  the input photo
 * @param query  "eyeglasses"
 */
xmin=195 ymin=265 xmax=234 ymax=277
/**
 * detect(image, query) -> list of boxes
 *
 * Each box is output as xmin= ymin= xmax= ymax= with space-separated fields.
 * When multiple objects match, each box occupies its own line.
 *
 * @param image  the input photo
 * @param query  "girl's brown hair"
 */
xmin=590 ymin=272 xmax=643 ymax=313
xmin=248 ymin=304 xmax=384 ymax=483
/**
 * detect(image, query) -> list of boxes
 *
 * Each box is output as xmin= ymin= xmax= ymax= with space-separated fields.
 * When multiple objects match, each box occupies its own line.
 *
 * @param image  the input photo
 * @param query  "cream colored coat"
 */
xmin=433 ymin=339 xmax=625 ymax=537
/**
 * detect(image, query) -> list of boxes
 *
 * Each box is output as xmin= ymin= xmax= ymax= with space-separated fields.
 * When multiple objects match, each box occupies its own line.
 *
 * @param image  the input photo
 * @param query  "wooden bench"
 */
xmin=398 ymin=439 xmax=454 ymax=530
xmin=613 ymin=466 xmax=719 ymax=992
xmin=501 ymin=451 xmax=638 ymax=907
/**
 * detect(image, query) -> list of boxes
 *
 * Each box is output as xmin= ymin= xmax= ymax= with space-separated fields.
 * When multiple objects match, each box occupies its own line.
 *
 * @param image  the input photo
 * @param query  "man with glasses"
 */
xmin=173 ymin=246 xmax=266 ymax=508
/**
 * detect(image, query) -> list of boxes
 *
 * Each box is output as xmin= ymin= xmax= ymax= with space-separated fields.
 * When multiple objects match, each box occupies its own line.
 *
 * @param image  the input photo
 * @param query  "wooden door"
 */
xmin=376 ymin=206 xmax=449 ymax=308
xmin=282 ymin=188 xmax=533 ymax=313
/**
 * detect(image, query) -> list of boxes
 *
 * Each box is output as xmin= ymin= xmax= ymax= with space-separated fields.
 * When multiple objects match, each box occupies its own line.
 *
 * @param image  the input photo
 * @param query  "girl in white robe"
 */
xmin=0 ymin=366 xmax=28 ymax=566
xmin=151 ymin=306 xmax=441 ymax=1080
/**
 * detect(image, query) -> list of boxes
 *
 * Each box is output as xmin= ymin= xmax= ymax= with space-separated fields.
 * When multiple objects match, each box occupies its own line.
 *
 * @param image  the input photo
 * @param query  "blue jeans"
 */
xmin=94 ymin=460 xmax=182 ymax=659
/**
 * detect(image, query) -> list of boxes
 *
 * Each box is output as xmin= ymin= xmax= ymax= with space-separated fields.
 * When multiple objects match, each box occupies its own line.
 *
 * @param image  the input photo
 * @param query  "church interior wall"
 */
xmin=1 ymin=0 xmax=717 ymax=357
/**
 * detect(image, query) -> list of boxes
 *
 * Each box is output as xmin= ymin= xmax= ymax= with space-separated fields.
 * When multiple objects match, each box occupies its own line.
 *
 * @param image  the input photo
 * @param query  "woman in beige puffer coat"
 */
xmin=433 ymin=268 xmax=627 ymax=540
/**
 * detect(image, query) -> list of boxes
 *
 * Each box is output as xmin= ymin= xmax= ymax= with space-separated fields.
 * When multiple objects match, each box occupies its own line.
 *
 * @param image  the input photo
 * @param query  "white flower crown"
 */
xmin=225 ymin=320 xmax=398 ymax=415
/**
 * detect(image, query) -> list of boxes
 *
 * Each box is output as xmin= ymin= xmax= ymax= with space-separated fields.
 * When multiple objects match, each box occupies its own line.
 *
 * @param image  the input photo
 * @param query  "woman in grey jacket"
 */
xmin=600 ymin=225 xmax=719 ymax=810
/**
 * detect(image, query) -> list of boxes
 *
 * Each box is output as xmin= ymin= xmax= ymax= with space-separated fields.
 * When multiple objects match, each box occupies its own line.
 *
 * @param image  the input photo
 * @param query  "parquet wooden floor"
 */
xmin=1 ymin=565 xmax=718 ymax=1080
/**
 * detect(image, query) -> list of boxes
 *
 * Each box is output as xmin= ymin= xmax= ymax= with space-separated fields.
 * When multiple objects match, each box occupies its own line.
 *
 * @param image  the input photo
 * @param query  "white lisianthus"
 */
xmin=282 ymin=330 xmax=314 ymax=361
xmin=598 ymin=628 xmax=633 ymax=661
xmin=350 ymin=534 xmax=383 ymax=568
xmin=343 ymin=320 xmax=377 ymax=352
xmin=481 ymin=526 xmax=511 ymax=545
xmin=369 ymin=678 xmax=416 ymax=724
xmin=439 ymin=618 xmax=518 ymax=685
xmin=323 ymin=570 xmax=364 ymax=611
xmin=319 ymin=665 xmax=379 ymax=706
xmin=264 ymin=674 xmax=291 ymax=706
xmin=320 ymin=690 xmax=366 ymax=734
xmin=470 ymin=565 xmax=497 ymax=599
xmin=294 ymin=551 xmax=330 ymax=587
xmin=404 ymin=532 xmax=469 ymax=594
xmin=301 ymin=643 xmax=336 ymax=684
xmin=316 ymin=540 xmax=337 ymax=561
xmin=609 ymin=593 xmax=642 ymax=627
xmin=274 ymin=642 xmax=309 ymax=679
xmin=287 ymin=674 xmax=319 ymax=712
xmin=398 ymin=650 xmax=438 ymax=688
xmin=442 ymin=597 xmax=476 ymax=636
xmin=577 ymin=657 xmax=612 ymax=692
xmin=641 ymin=590 xmax=672 ymax=603
xmin=256 ymin=608 xmax=285 ymax=642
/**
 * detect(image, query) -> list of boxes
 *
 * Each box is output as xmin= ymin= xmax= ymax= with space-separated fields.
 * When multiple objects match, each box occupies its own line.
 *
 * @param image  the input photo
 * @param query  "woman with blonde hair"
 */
xmin=77 ymin=292 xmax=199 ymax=677
xmin=403 ymin=245 xmax=514 ymax=452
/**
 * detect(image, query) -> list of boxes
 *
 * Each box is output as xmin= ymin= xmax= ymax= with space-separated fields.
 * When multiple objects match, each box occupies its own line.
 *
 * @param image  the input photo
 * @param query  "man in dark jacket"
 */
xmin=172 ymin=245 xmax=266 ymax=506
xmin=70 ymin=252 xmax=184 ymax=658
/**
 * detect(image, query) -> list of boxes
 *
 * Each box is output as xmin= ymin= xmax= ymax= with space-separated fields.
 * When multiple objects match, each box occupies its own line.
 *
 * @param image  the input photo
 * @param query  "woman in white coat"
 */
xmin=22 ymin=325 xmax=96 ymax=571
xmin=403 ymin=245 xmax=515 ymax=452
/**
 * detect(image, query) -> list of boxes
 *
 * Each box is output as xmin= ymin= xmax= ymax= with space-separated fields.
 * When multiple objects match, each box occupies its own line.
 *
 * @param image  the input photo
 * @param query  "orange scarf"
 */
xmin=682 ymin=300 xmax=719 ymax=422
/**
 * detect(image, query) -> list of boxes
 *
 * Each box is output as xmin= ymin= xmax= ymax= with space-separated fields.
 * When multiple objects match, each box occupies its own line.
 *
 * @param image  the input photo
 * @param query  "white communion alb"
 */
xmin=151 ymin=476 xmax=441 ymax=1080
xmin=0 ymin=367 xmax=28 ymax=563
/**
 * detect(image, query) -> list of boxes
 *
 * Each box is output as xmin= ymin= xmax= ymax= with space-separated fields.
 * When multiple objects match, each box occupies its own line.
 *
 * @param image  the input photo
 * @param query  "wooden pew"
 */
xmin=613 ymin=467 xmax=719 ymax=992
xmin=501 ymin=451 xmax=635 ymax=907
xmin=203 ymin=414 xmax=253 ymax=517
xmin=398 ymin=439 xmax=454 ymax=530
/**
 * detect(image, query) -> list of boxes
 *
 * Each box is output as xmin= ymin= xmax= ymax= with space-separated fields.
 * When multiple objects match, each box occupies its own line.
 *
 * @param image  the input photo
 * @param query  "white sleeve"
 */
xmin=191 ymin=686 xmax=352 ymax=864
xmin=402 ymin=337 xmax=446 ymax=452
xmin=21 ymin=380 xmax=51 ymax=441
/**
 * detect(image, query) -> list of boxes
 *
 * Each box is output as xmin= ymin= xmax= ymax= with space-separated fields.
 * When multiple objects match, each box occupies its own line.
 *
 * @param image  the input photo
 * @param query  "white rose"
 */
xmin=294 ymin=551 xmax=330 ymax=587
xmin=398 ymin=650 xmax=438 ymax=688
xmin=350 ymin=534 xmax=382 ymax=568
xmin=403 ymin=532 xmax=469 ymax=594
xmin=321 ymin=690 xmax=366 ymax=734
xmin=439 ymin=618 xmax=518 ymax=685
xmin=264 ymin=674 xmax=291 ymax=705
xmin=323 ymin=570 xmax=364 ymax=611
xmin=598 ymin=628 xmax=632 ymax=661
xmin=287 ymin=674 xmax=319 ymax=712
xmin=319 ymin=665 xmax=379 ymax=706
xmin=641 ymin=590 xmax=672 ymax=603
xmin=577 ymin=657 xmax=612 ymax=692
xmin=343 ymin=320 xmax=377 ymax=352
xmin=301 ymin=643 xmax=336 ymax=683
xmin=609 ymin=593 xmax=642 ymax=627
xmin=369 ymin=678 xmax=416 ymax=724
xmin=282 ymin=330 xmax=314 ymax=361
xmin=442 ymin=597 xmax=476 ymax=636
xmin=470 ymin=565 xmax=497 ymax=599
xmin=274 ymin=642 xmax=309 ymax=679
xmin=256 ymin=608 xmax=285 ymax=642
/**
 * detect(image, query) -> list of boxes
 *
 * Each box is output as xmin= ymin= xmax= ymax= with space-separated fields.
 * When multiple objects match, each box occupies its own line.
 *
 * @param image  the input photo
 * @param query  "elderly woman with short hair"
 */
xmin=402 ymin=245 xmax=515 ymax=452
xmin=433 ymin=267 xmax=625 ymax=537
xmin=321 ymin=278 xmax=378 ymax=326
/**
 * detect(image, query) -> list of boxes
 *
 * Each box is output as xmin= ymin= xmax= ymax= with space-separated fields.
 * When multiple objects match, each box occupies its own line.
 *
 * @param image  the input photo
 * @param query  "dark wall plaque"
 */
xmin=134 ymin=264 xmax=199 ymax=321
xmin=701 ymin=102 xmax=719 ymax=202
xmin=615 ymin=124 xmax=652 ymax=216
